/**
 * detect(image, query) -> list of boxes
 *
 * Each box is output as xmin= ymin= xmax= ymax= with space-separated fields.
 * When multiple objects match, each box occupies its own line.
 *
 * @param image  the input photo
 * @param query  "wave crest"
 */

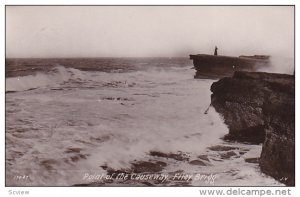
xmin=6 ymin=66 xmax=87 ymax=92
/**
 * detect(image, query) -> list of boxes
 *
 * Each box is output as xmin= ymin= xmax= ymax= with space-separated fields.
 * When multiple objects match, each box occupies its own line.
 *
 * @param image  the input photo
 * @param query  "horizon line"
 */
xmin=5 ymin=56 xmax=191 ymax=59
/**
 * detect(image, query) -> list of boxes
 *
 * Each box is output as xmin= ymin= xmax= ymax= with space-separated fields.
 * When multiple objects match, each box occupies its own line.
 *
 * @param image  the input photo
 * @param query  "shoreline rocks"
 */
xmin=210 ymin=71 xmax=295 ymax=186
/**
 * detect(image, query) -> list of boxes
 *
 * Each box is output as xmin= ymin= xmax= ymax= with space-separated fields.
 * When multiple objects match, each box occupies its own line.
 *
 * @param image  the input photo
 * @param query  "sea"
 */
xmin=5 ymin=57 xmax=283 ymax=186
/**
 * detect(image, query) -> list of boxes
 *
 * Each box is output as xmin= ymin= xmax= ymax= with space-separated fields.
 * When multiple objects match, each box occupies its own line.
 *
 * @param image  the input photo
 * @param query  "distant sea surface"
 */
xmin=5 ymin=58 xmax=282 ymax=186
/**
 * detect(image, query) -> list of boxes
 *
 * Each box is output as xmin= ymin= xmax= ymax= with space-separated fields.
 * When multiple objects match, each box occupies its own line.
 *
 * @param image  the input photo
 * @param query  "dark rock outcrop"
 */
xmin=149 ymin=151 xmax=189 ymax=161
xmin=190 ymin=54 xmax=270 ymax=79
xmin=189 ymin=160 xmax=207 ymax=166
xmin=244 ymin=157 xmax=260 ymax=164
xmin=210 ymin=71 xmax=294 ymax=186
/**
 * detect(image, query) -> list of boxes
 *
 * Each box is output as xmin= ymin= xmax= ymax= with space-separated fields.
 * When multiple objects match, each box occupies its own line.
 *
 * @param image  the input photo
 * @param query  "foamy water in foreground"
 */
xmin=6 ymin=63 xmax=282 ymax=186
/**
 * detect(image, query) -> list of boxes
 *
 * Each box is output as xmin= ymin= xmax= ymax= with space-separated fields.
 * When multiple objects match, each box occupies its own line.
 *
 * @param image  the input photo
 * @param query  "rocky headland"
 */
xmin=210 ymin=71 xmax=295 ymax=186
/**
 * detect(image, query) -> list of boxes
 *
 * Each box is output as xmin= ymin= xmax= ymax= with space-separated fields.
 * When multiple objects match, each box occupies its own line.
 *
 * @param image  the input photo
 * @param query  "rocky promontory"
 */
xmin=210 ymin=71 xmax=295 ymax=186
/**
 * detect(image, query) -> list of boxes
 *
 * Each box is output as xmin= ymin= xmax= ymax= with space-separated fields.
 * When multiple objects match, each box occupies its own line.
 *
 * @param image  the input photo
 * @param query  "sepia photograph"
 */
xmin=5 ymin=5 xmax=294 ymax=188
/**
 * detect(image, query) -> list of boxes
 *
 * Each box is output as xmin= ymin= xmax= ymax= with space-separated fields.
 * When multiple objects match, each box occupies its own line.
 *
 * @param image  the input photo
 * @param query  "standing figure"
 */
xmin=214 ymin=46 xmax=218 ymax=56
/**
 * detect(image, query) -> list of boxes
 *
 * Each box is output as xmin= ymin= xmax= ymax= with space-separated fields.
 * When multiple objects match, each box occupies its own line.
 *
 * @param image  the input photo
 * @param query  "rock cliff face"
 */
xmin=210 ymin=71 xmax=295 ymax=186
xmin=190 ymin=54 xmax=270 ymax=79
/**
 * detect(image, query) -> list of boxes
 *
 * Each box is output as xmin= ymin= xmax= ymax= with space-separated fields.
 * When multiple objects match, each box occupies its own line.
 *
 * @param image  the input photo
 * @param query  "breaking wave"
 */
xmin=6 ymin=60 xmax=282 ymax=186
xmin=6 ymin=66 xmax=89 ymax=92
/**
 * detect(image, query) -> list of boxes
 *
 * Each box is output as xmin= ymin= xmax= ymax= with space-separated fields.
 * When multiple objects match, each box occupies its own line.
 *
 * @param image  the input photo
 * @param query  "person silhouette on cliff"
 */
xmin=214 ymin=46 xmax=218 ymax=56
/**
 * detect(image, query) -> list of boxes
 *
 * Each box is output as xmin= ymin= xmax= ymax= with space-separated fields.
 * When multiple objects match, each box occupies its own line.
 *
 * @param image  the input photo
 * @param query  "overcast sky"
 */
xmin=6 ymin=6 xmax=294 ymax=58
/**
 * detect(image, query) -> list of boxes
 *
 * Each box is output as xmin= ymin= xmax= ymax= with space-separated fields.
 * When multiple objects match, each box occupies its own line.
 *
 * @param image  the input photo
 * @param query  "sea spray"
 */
xmin=6 ymin=58 xmax=282 ymax=186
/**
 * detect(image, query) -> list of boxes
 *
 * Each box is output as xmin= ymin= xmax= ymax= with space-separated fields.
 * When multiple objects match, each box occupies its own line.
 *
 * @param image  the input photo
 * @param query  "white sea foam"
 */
xmin=6 ymin=65 xmax=281 ymax=186
xmin=6 ymin=66 xmax=90 ymax=92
